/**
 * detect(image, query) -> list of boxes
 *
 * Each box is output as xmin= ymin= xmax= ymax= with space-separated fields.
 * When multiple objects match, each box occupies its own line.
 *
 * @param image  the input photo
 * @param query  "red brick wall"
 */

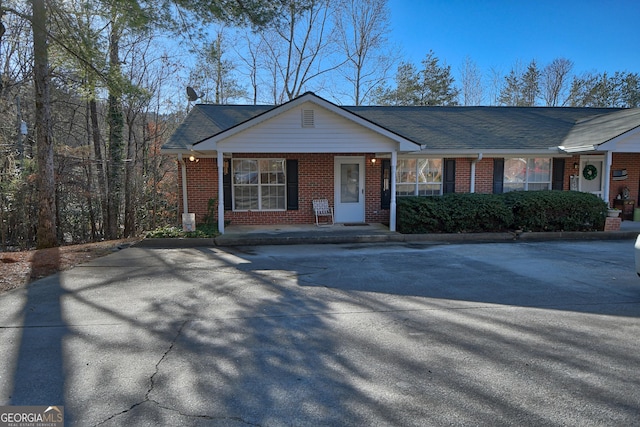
xmin=564 ymin=156 xmax=579 ymax=191
xmin=474 ymin=158 xmax=495 ymax=194
xmin=453 ymin=158 xmax=471 ymax=193
xmin=180 ymin=153 xmax=388 ymax=226
xmin=179 ymin=153 xmax=640 ymax=226
xmin=610 ymin=153 xmax=640 ymax=207
xmin=179 ymin=157 xmax=218 ymax=225
xmin=365 ymin=155 xmax=388 ymax=224
xmin=564 ymin=153 xmax=640 ymax=207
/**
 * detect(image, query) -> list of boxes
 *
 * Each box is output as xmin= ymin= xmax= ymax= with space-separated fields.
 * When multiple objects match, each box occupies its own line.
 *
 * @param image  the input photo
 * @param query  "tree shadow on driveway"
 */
xmin=2 ymin=243 xmax=639 ymax=426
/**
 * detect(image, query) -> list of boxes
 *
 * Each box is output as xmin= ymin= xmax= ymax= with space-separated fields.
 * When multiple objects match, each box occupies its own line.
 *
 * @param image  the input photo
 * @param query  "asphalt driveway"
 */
xmin=1 ymin=239 xmax=639 ymax=426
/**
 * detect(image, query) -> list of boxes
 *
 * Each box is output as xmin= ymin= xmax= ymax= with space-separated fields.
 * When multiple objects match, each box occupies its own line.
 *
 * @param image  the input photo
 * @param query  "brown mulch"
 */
xmin=0 ymin=238 xmax=141 ymax=295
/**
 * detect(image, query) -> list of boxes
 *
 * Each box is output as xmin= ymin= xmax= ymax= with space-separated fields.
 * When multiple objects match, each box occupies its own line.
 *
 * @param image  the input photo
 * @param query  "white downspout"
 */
xmin=470 ymin=153 xmax=483 ymax=193
xmin=217 ymin=150 xmax=225 ymax=234
xmin=390 ymin=150 xmax=397 ymax=232
xmin=178 ymin=153 xmax=188 ymax=214
xmin=604 ymin=151 xmax=612 ymax=205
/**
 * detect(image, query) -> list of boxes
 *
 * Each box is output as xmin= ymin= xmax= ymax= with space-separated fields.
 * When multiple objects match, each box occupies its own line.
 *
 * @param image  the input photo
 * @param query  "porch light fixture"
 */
xmin=573 ymin=162 xmax=579 ymax=169
xmin=371 ymin=158 xmax=376 ymax=164
xmin=189 ymin=155 xmax=199 ymax=162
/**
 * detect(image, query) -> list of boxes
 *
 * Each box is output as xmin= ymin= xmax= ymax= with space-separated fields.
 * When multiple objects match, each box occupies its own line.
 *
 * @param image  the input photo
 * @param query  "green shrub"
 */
xmin=442 ymin=193 xmax=513 ymax=233
xmin=396 ymin=196 xmax=450 ymax=233
xmin=397 ymin=190 xmax=607 ymax=234
xmin=145 ymin=223 xmax=219 ymax=238
xmin=503 ymin=190 xmax=607 ymax=232
xmin=145 ymin=225 xmax=184 ymax=238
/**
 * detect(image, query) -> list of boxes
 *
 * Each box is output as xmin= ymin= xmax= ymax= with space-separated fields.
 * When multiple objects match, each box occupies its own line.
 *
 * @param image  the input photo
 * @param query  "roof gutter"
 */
xmin=558 ymin=145 xmax=597 ymax=153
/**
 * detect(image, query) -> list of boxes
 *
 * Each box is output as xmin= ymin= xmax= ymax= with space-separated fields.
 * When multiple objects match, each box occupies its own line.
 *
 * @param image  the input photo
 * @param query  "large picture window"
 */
xmin=503 ymin=158 xmax=551 ymax=192
xmin=232 ymin=159 xmax=286 ymax=210
xmin=396 ymin=158 xmax=442 ymax=196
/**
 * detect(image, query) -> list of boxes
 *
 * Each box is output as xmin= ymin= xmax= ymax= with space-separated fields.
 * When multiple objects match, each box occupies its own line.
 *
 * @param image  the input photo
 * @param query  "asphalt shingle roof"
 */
xmin=162 ymin=104 xmax=272 ymax=150
xmin=562 ymin=108 xmax=640 ymax=150
xmin=162 ymin=101 xmax=635 ymax=153
xmin=344 ymin=106 xmax=622 ymax=151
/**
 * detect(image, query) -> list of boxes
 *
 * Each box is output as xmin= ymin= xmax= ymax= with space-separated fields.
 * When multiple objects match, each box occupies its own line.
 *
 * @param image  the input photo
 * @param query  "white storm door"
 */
xmin=579 ymin=156 xmax=604 ymax=199
xmin=334 ymin=157 xmax=365 ymax=223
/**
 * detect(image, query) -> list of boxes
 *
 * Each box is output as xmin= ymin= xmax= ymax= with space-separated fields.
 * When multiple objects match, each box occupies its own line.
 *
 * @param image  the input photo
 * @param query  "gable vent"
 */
xmin=302 ymin=109 xmax=315 ymax=128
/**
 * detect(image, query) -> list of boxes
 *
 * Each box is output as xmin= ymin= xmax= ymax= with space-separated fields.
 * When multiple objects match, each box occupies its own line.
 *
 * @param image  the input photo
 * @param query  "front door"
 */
xmin=579 ymin=156 xmax=604 ymax=199
xmin=334 ymin=157 xmax=365 ymax=223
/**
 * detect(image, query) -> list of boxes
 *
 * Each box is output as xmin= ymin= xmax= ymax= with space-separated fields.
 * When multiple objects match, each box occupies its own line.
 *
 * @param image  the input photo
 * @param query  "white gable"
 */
xmin=195 ymin=97 xmax=419 ymax=153
xmin=597 ymin=126 xmax=640 ymax=152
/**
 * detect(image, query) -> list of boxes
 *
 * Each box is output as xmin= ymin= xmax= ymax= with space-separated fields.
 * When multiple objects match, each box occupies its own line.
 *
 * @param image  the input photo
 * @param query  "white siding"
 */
xmin=217 ymin=101 xmax=398 ymax=153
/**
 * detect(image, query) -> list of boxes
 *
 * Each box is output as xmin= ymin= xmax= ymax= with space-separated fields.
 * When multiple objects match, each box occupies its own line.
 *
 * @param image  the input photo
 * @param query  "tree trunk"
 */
xmin=123 ymin=111 xmax=136 ymax=237
xmin=89 ymin=98 xmax=107 ymax=237
xmin=106 ymin=19 xmax=124 ymax=240
xmin=32 ymin=0 xmax=57 ymax=248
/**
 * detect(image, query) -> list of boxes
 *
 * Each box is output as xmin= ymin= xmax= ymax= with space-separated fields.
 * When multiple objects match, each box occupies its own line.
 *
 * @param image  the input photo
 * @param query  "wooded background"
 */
xmin=1 ymin=0 xmax=638 ymax=249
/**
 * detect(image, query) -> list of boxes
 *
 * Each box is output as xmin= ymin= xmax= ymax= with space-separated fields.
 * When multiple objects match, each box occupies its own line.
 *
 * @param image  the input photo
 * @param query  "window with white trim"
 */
xmin=503 ymin=157 xmax=552 ymax=192
xmin=396 ymin=158 xmax=442 ymax=196
xmin=232 ymin=159 xmax=286 ymax=210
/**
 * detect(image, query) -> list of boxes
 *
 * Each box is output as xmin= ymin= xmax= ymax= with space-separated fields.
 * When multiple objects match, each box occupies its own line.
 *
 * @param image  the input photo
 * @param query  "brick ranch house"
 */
xmin=161 ymin=92 xmax=640 ymax=234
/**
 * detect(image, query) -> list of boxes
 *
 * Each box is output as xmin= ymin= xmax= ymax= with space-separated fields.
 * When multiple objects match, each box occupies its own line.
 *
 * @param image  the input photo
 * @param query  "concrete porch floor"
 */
xmin=215 ymin=222 xmax=398 ymax=245
xmin=223 ymin=222 xmax=394 ymax=236
xmin=620 ymin=219 xmax=640 ymax=232
xmin=208 ymin=220 xmax=640 ymax=246
xmin=222 ymin=219 xmax=640 ymax=235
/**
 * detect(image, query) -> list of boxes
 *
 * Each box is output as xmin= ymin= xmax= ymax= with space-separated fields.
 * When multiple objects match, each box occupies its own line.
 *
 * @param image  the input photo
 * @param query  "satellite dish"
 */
xmin=186 ymin=86 xmax=200 ymax=102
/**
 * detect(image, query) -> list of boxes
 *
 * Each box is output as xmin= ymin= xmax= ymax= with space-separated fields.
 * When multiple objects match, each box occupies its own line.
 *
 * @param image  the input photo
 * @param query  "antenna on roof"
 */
xmin=186 ymin=86 xmax=200 ymax=102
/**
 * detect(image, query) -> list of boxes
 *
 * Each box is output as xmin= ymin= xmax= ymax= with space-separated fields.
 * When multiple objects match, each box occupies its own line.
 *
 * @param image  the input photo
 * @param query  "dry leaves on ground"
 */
xmin=0 ymin=238 xmax=141 ymax=295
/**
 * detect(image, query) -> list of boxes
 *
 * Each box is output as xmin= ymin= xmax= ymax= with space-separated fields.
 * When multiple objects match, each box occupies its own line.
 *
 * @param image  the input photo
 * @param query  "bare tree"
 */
xmin=541 ymin=57 xmax=573 ymax=106
xmin=486 ymin=66 xmax=503 ymax=106
xmin=235 ymin=31 xmax=263 ymax=104
xmin=259 ymin=0 xmax=343 ymax=103
xmin=189 ymin=28 xmax=247 ymax=104
xmin=459 ymin=56 xmax=483 ymax=106
xmin=334 ymin=0 xmax=394 ymax=105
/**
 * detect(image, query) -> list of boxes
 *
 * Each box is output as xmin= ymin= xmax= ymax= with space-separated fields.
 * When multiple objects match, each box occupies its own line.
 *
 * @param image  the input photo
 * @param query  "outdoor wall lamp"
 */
xmin=189 ymin=155 xmax=199 ymax=162
xmin=371 ymin=158 xmax=376 ymax=164
xmin=574 ymin=162 xmax=579 ymax=169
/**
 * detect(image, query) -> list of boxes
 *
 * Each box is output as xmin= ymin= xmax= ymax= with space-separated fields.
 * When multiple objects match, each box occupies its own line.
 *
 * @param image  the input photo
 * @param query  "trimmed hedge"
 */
xmin=397 ymin=190 xmax=608 ymax=234
xmin=503 ymin=190 xmax=607 ymax=232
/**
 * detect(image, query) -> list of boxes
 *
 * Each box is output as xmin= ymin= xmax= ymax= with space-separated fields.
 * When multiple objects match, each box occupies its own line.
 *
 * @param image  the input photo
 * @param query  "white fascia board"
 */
xmin=160 ymin=148 xmax=218 ymax=158
xmin=412 ymin=148 xmax=567 ymax=157
xmin=160 ymin=148 xmax=195 ymax=155
xmin=558 ymin=145 xmax=598 ymax=153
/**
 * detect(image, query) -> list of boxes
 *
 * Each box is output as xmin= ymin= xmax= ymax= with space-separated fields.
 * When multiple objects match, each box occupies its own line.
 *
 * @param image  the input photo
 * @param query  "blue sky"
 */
xmin=387 ymin=0 xmax=640 ymax=76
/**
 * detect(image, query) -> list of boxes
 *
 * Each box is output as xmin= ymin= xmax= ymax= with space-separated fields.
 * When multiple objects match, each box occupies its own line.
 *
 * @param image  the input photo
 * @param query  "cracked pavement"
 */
xmin=1 ymin=241 xmax=639 ymax=426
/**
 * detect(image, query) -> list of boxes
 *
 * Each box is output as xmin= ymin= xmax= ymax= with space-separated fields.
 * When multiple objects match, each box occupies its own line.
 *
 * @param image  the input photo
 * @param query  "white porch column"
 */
xmin=217 ymin=150 xmax=225 ymax=234
xmin=178 ymin=154 xmax=188 ymax=214
xmin=604 ymin=150 xmax=612 ymax=205
xmin=470 ymin=153 xmax=482 ymax=193
xmin=390 ymin=150 xmax=397 ymax=232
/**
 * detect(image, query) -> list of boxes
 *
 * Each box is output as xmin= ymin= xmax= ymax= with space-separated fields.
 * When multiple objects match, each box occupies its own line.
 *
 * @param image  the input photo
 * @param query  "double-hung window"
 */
xmin=396 ymin=158 xmax=443 ymax=196
xmin=503 ymin=157 xmax=551 ymax=192
xmin=232 ymin=159 xmax=286 ymax=210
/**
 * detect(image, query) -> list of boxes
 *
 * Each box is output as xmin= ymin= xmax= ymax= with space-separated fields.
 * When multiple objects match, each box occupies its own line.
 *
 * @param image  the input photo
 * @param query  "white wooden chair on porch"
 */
xmin=313 ymin=199 xmax=334 ymax=226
